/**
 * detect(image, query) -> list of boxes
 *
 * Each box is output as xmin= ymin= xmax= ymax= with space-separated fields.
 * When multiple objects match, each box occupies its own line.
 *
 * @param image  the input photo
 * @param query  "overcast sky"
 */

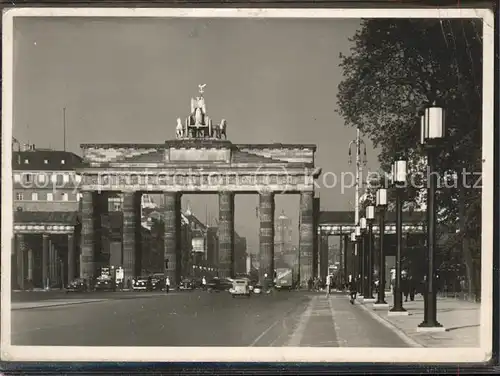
xmin=13 ymin=17 xmax=380 ymax=253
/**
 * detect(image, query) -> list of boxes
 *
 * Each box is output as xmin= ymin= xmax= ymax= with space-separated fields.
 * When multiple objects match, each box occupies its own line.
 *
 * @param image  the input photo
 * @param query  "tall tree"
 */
xmin=337 ymin=19 xmax=483 ymax=298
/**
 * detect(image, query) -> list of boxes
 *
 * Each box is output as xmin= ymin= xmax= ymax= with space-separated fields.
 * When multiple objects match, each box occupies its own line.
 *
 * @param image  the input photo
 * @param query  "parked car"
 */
xmin=66 ymin=278 xmax=88 ymax=293
xmin=207 ymin=277 xmax=232 ymax=292
xmin=230 ymin=279 xmax=251 ymax=298
xmin=150 ymin=273 xmax=165 ymax=291
xmin=132 ymin=276 xmax=150 ymax=291
xmin=179 ymin=278 xmax=195 ymax=290
xmin=94 ymin=278 xmax=114 ymax=292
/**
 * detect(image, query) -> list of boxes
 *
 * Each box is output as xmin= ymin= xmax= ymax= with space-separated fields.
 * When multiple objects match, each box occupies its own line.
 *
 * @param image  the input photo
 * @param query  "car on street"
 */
xmin=132 ymin=276 xmax=150 ymax=291
xmin=229 ymin=279 xmax=251 ymax=298
xmin=179 ymin=278 xmax=195 ymax=291
xmin=66 ymin=278 xmax=89 ymax=292
xmin=252 ymin=284 xmax=263 ymax=294
xmin=206 ymin=277 xmax=232 ymax=292
xmin=150 ymin=273 xmax=165 ymax=291
xmin=94 ymin=278 xmax=115 ymax=292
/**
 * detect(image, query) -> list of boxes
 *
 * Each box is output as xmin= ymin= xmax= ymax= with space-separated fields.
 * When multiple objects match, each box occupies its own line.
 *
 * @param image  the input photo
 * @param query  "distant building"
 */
xmin=275 ymin=210 xmax=293 ymax=256
xmin=12 ymin=144 xmax=83 ymax=290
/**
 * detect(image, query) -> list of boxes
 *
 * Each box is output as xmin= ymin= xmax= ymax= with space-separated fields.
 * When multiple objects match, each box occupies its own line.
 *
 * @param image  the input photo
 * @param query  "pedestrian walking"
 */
xmin=165 ymin=276 xmax=171 ymax=293
xmin=349 ymin=277 xmax=357 ymax=304
xmin=325 ymin=275 xmax=331 ymax=298
xmin=202 ymin=276 xmax=207 ymax=291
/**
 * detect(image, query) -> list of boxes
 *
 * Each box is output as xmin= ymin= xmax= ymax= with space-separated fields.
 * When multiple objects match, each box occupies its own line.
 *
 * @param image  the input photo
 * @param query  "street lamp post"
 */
xmin=389 ymin=159 xmax=408 ymax=315
xmin=350 ymin=232 xmax=357 ymax=284
xmin=366 ymin=205 xmax=375 ymax=300
xmin=360 ymin=217 xmax=368 ymax=298
xmin=375 ymin=188 xmax=388 ymax=306
xmin=355 ymin=225 xmax=362 ymax=293
xmin=418 ymin=104 xmax=445 ymax=330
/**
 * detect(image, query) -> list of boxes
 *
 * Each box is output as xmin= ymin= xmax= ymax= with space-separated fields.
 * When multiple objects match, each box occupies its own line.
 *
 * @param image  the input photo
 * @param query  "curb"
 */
xmin=356 ymin=302 xmax=425 ymax=348
xmin=12 ymin=299 xmax=108 ymax=311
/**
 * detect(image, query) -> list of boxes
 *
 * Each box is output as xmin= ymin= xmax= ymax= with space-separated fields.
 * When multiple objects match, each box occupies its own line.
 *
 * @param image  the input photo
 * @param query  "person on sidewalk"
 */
xmin=202 ymin=276 xmax=207 ymax=291
xmin=165 ymin=276 xmax=171 ymax=293
xmin=325 ymin=275 xmax=331 ymax=298
xmin=349 ymin=277 xmax=357 ymax=304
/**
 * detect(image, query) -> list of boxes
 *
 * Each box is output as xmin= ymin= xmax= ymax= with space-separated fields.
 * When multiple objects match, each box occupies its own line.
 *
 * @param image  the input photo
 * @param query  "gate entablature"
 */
xmin=78 ymin=87 xmax=320 ymax=193
xmin=318 ymin=210 xmax=426 ymax=235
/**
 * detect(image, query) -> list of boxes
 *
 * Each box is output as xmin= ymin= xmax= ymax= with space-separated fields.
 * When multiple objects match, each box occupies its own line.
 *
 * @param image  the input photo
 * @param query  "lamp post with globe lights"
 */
xmin=374 ymin=188 xmax=388 ymax=307
xmin=389 ymin=159 xmax=408 ymax=315
xmin=417 ymin=104 xmax=446 ymax=331
xmin=365 ymin=205 xmax=376 ymax=301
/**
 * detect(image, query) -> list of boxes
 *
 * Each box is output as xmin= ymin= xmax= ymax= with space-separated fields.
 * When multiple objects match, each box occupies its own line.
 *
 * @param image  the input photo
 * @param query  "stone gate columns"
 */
xmin=67 ymin=233 xmax=75 ymax=284
xmin=259 ymin=192 xmax=275 ymax=284
xmin=123 ymin=192 xmax=140 ymax=282
xmin=80 ymin=191 xmax=95 ymax=280
xmin=299 ymin=191 xmax=314 ymax=284
xmin=15 ymin=234 xmax=26 ymax=290
xmin=164 ymin=192 xmax=181 ymax=286
xmin=319 ymin=232 xmax=329 ymax=282
xmin=42 ymin=234 xmax=49 ymax=289
xmin=218 ymin=192 xmax=235 ymax=278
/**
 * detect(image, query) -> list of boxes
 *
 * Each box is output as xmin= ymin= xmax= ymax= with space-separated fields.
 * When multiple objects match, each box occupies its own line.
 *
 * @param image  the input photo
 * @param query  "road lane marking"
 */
xmin=286 ymin=296 xmax=316 ymax=346
xmin=328 ymin=297 xmax=348 ymax=347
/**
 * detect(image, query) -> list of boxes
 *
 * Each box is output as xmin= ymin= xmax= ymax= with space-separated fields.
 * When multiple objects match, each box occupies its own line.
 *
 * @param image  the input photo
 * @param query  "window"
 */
xmin=51 ymin=174 xmax=58 ymax=184
xmin=15 ymin=192 xmax=23 ymax=200
xmin=24 ymin=159 xmax=29 ymax=164
xmin=44 ymin=159 xmax=49 ymax=164
xmin=46 ymin=193 xmax=53 ymax=201
xmin=76 ymin=193 xmax=82 ymax=201
xmin=24 ymin=173 xmax=32 ymax=183
xmin=38 ymin=174 xmax=46 ymax=183
xmin=75 ymin=175 xmax=82 ymax=183
xmin=61 ymin=192 xmax=68 ymax=201
xmin=13 ymin=174 xmax=20 ymax=183
xmin=61 ymin=159 xmax=65 ymax=165
xmin=63 ymin=174 xmax=70 ymax=183
xmin=31 ymin=192 xmax=38 ymax=201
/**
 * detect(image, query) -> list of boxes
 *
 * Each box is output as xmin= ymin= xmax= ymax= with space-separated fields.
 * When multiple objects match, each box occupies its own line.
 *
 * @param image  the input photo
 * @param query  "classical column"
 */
xmin=123 ymin=192 xmax=140 ymax=282
xmin=218 ymin=192 xmax=235 ymax=278
xmin=343 ymin=234 xmax=349 ymax=287
xmin=27 ymin=248 xmax=33 ymax=282
xmin=164 ymin=192 xmax=181 ymax=285
xmin=15 ymin=234 xmax=26 ymax=290
xmin=80 ymin=191 xmax=95 ymax=280
xmin=312 ymin=197 xmax=320 ymax=279
xmin=319 ymin=232 xmax=329 ymax=282
xmin=42 ymin=234 xmax=49 ymax=289
xmin=299 ymin=191 xmax=314 ymax=284
xmin=67 ymin=233 xmax=75 ymax=284
xmin=259 ymin=192 xmax=275 ymax=284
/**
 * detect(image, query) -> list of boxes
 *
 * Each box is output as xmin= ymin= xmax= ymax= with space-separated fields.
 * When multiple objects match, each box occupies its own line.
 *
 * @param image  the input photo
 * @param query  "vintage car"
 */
xmin=229 ymin=279 xmax=251 ymax=298
xmin=66 ymin=278 xmax=89 ymax=293
xmin=206 ymin=277 xmax=233 ymax=292
xmin=132 ymin=276 xmax=151 ymax=291
xmin=94 ymin=278 xmax=115 ymax=292
xmin=150 ymin=273 xmax=165 ymax=291
xmin=179 ymin=278 xmax=195 ymax=290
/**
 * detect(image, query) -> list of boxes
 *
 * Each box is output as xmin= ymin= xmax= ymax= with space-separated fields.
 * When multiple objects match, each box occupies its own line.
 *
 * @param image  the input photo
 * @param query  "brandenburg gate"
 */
xmin=78 ymin=86 xmax=320 ymax=286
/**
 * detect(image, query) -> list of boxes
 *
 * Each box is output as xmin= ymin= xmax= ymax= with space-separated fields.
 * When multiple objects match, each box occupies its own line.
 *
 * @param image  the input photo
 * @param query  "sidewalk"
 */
xmin=357 ymin=294 xmax=480 ymax=347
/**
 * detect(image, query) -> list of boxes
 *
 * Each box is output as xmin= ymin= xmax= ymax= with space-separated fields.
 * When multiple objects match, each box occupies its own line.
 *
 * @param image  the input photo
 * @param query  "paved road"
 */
xmin=11 ymin=291 xmax=410 ymax=347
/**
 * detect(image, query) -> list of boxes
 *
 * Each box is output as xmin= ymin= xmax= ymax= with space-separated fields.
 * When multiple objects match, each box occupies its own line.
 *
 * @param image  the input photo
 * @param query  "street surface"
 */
xmin=11 ymin=291 xmax=409 ymax=347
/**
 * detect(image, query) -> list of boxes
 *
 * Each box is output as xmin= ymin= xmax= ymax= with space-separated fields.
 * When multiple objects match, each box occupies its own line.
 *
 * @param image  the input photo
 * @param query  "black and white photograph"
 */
xmin=1 ymin=7 xmax=494 ymax=363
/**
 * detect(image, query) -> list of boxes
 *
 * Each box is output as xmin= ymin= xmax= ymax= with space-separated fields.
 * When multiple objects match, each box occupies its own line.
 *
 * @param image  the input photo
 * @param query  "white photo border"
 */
xmin=1 ymin=7 xmax=495 ymax=363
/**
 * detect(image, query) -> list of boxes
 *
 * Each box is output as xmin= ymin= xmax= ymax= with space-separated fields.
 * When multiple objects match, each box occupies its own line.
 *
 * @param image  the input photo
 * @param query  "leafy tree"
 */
xmin=337 ymin=19 xmax=483 ymax=298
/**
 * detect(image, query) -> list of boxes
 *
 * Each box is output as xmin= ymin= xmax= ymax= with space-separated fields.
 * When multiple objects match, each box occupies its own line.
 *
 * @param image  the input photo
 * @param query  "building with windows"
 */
xmin=12 ymin=144 xmax=83 ymax=290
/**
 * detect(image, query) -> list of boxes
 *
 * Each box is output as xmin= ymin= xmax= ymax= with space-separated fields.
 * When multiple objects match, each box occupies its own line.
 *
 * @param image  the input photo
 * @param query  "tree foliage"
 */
xmin=337 ymin=19 xmax=483 ymax=295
